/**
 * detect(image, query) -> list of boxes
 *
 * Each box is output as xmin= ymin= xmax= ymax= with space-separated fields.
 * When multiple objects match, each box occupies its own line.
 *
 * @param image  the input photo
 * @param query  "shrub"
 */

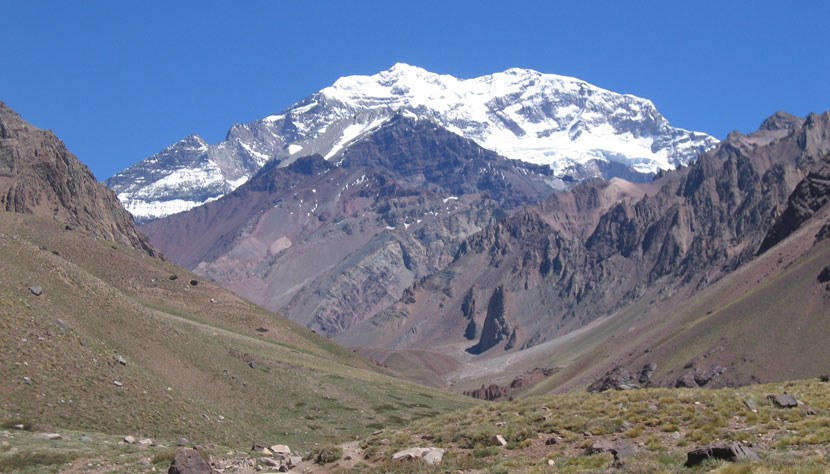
xmin=306 ymin=444 xmax=343 ymax=464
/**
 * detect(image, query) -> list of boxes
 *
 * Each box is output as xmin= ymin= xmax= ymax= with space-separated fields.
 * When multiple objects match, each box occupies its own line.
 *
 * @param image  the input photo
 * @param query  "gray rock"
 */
xmin=177 ymin=437 xmax=189 ymax=447
xmin=638 ymin=362 xmax=657 ymax=384
xmin=585 ymin=440 xmax=638 ymax=467
xmin=587 ymin=366 xmax=640 ymax=393
xmin=768 ymin=393 xmax=799 ymax=408
xmin=37 ymin=433 xmax=63 ymax=440
xmin=123 ymin=435 xmax=136 ymax=444
xmin=79 ymin=435 xmax=92 ymax=442
xmin=113 ymin=380 xmax=124 ymax=388
xmin=116 ymin=355 xmax=127 ymax=365
xmin=392 ymin=447 xmax=445 ymax=465
xmin=22 ymin=377 xmax=32 ymax=385
xmin=269 ymin=444 xmax=290 ymax=455
xmin=168 ymin=448 xmax=218 ymax=474
xmin=29 ymin=286 xmax=42 ymax=296
xmin=686 ymin=443 xmax=759 ymax=467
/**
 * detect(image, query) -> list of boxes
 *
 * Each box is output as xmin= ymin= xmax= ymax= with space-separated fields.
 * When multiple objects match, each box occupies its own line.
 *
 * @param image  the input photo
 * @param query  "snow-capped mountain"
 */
xmin=107 ymin=63 xmax=718 ymax=220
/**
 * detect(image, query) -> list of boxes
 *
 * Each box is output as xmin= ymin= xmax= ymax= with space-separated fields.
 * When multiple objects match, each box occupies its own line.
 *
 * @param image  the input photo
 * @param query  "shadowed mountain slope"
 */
xmin=142 ymin=114 xmax=557 ymax=336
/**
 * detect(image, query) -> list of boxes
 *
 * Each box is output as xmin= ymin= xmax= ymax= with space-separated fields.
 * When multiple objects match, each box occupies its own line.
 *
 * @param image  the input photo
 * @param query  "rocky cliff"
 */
xmin=0 ymin=101 xmax=156 ymax=256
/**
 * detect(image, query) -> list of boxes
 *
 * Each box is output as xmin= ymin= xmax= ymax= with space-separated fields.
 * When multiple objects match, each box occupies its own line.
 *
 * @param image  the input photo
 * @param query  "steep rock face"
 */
xmin=467 ymin=285 xmax=511 ymax=354
xmin=758 ymin=113 xmax=830 ymax=253
xmin=110 ymin=64 xmax=716 ymax=220
xmin=0 ymin=102 xmax=155 ymax=256
xmin=142 ymin=115 xmax=555 ymax=336
xmin=356 ymin=112 xmax=826 ymax=357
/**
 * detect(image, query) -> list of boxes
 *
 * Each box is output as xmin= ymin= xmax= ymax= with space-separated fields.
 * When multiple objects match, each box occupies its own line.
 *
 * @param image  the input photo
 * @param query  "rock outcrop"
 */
xmin=168 ymin=448 xmax=217 ymax=474
xmin=685 ymin=443 xmax=759 ymax=467
xmin=0 ymin=101 xmax=156 ymax=256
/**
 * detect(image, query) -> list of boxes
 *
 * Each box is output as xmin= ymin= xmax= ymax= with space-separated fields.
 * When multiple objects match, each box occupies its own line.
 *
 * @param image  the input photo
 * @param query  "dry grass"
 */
xmin=0 ymin=214 xmax=474 ymax=454
xmin=351 ymin=378 xmax=830 ymax=473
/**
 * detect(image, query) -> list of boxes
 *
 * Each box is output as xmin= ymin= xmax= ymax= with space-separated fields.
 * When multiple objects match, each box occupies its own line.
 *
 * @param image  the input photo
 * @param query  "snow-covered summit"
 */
xmin=108 ymin=64 xmax=717 ymax=221
xmin=318 ymin=63 xmax=715 ymax=174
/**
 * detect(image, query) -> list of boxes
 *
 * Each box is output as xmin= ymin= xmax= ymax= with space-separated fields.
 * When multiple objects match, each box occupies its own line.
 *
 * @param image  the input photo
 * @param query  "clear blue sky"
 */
xmin=3 ymin=1 xmax=828 ymax=180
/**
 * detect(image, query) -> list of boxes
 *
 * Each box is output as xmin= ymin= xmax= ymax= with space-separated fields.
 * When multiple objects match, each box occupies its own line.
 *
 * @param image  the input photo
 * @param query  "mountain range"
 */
xmin=3 ymin=76 xmax=830 ymax=471
xmin=106 ymin=64 xmax=717 ymax=221
xmin=137 ymin=69 xmax=830 ymax=393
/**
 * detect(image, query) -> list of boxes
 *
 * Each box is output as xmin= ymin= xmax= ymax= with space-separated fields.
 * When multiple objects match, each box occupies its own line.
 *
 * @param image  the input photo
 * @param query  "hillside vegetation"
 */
xmin=353 ymin=378 xmax=830 ymax=473
xmin=0 ymin=213 xmax=474 ymax=455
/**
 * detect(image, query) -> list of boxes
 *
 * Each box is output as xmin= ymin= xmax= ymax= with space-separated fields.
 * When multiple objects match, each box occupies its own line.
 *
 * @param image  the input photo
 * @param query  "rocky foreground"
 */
xmin=4 ymin=377 xmax=830 ymax=473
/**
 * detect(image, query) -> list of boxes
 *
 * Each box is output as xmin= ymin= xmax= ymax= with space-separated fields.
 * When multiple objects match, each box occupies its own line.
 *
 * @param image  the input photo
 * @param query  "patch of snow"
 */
xmin=324 ymin=117 xmax=390 ymax=159
xmin=288 ymin=144 xmax=304 ymax=154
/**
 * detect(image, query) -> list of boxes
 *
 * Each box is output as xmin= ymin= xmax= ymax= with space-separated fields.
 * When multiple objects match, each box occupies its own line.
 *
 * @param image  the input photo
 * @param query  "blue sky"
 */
xmin=2 ymin=1 xmax=828 ymax=180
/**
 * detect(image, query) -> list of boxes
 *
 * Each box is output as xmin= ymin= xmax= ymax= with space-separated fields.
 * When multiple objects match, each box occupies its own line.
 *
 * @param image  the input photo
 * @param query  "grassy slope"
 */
xmin=0 ymin=214 xmax=474 ymax=454
xmin=355 ymin=378 xmax=830 ymax=473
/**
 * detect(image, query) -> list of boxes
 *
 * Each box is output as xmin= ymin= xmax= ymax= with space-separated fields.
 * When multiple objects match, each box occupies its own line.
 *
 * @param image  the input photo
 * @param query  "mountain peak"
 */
xmin=110 ymin=64 xmax=718 ymax=220
xmin=760 ymin=111 xmax=803 ymax=132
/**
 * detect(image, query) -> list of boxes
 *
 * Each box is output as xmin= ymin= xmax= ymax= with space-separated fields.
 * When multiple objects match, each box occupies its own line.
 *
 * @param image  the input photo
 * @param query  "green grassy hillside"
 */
xmin=0 ymin=213 xmax=474 ymax=454
xmin=354 ymin=378 xmax=830 ymax=473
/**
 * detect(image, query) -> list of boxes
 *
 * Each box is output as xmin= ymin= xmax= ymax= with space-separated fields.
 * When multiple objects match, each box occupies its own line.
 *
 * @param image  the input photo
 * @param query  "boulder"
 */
xmin=588 ymin=367 xmax=640 ymax=392
xmin=168 ymin=448 xmax=218 ymax=474
xmin=392 ymin=447 xmax=445 ymax=465
xmin=37 ymin=433 xmax=62 ymax=440
xmin=585 ymin=440 xmax=637 ymax=466
xmin=638 ymin=362 xmax=657 ymax=385
xmin=29 ymin=286 xmax=42 ymax=296
xmin=768 ymin=393 xmax=798 ymax=408
xmin=123 ymin=436 xmax=136 ymax=444
xmin=177 ymin=437 xmax=189 ymax=447
xmin=269 ymin=444 xmax=291 ymax=454
xmin=251 ymin=444 xmax=273 ymax=456
xmin=490 ymin=434 xmax=507 ymax=446
xmin=685 ymin=443 xmax=759 ymax=467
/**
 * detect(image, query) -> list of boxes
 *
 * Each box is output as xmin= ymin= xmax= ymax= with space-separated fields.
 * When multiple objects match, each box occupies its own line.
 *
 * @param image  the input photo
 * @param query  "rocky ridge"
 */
xmin=0 ymin=101 xmax=156 ymax=256
xmin=347 ymin=111 xmax=830 ymax=379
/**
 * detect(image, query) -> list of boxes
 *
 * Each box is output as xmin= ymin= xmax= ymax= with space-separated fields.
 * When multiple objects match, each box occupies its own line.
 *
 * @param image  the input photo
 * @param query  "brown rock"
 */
xmin=168 ymin=448 xmax=218 ymax=474
xmin=768 ymin=393 xmax=799 ymax=408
